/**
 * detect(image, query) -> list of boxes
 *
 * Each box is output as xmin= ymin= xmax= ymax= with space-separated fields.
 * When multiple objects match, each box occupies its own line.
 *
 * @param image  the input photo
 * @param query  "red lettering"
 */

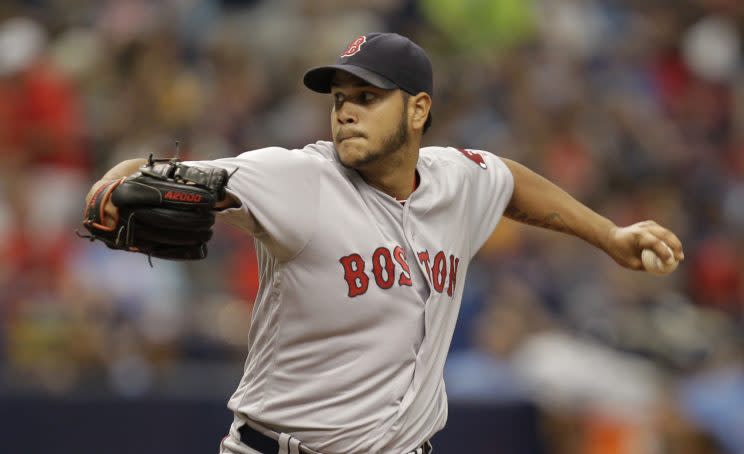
xmin=393 ymin=246 xmax=413 ymax=287
xmin=164 ymin=191 xmax=202 ymax=202
xmin=417 ymin=251 xmax=432 ymax=284
xmin=455 ymin=147 xmax=487 ymax=169
xmin=339 ymin=254 xmax=369 ymax=297
xmin=340 ymin=248 xmax=456 ymax=297
xmin=432 ymin=251 xmax=447 ymax=293
xmin=447 ymin=255 xmax=460 ymax=297
xmin=372 ymin=247 xmax=395 ymax=289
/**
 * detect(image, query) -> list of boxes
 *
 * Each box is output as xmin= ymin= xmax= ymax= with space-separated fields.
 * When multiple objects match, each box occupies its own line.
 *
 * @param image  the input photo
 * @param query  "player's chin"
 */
xmin=336 ymin=142 xmax=370 ymax=168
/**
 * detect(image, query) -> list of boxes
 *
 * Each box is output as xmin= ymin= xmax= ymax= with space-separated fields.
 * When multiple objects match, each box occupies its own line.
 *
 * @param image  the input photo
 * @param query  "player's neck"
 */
xmin=358 ymin=142 xmax=419 ymax=201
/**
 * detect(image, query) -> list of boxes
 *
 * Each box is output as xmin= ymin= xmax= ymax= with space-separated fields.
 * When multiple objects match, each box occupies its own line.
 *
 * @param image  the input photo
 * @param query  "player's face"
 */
xmin=330 ymin=72 xmax=409 ymax=170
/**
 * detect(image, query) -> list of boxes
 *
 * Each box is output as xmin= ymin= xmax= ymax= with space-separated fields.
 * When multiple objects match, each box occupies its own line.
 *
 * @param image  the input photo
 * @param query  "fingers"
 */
xmin=634 ymin=221 xmax=684 ymax=264
xmin=636 ymin=231 xmax=673 ymax=263
xmin=648 ymin=226 xmax=684 ymax=261
xmin=104 ymin=200 xmax=120 ymax=227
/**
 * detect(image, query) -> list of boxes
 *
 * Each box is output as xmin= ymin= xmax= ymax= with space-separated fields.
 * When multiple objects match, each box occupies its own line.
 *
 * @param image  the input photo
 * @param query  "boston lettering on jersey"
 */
xmin=339 ymin=246 xmax=460 ymax=298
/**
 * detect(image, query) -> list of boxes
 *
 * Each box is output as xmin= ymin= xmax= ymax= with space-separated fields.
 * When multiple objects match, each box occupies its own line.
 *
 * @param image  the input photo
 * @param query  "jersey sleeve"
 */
xmin=463 ymin=149 xmax=514 ymax=257
xmin=188 ymin=146 xmax=322 ymax=260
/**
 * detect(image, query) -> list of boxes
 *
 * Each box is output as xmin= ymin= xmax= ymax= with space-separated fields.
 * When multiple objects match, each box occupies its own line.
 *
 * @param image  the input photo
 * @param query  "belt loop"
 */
xmin=289 ymin=437 xmax=301 ymax=454
xmin=277 ymin=433 xmax=290 ymax=454
xmin=276 ymin=432 xmax=302 ymax=454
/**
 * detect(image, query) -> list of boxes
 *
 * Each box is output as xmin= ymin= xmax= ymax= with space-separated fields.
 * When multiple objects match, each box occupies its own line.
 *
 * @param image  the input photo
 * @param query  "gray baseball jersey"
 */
xmin=195 ymin=141 xmax=513 ymax=454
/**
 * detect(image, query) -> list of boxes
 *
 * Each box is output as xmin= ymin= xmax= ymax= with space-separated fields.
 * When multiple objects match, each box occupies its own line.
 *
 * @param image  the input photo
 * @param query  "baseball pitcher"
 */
xmin=83 ymin=33 xmax=684 ymax=454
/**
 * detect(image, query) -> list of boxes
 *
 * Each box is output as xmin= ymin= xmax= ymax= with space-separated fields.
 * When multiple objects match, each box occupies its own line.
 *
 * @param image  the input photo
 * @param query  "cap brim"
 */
xmin=303 ymin=65 xmax=397 ymax=93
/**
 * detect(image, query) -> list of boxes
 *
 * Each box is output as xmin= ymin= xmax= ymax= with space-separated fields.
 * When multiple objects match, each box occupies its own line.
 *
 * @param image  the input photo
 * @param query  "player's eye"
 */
xmin=359 ymin=91 xmax=376 ymax=104
xmin=333 ymin=91 xmax=378 ymax=110
xmin=333 ymin=93 xmax=344 ymax=109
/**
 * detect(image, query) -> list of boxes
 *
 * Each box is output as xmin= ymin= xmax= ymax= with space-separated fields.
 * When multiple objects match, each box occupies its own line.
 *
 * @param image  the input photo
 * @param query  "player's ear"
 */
xmin=409 ymin=92 xmax=431 ymax=132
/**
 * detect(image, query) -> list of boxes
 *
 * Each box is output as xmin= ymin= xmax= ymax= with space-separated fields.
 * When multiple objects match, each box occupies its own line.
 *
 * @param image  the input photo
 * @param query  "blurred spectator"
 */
xmin=0 ymin=17 xmax=88 ymax=170
xmin=0 ymin=16 xmax=91 ymax=340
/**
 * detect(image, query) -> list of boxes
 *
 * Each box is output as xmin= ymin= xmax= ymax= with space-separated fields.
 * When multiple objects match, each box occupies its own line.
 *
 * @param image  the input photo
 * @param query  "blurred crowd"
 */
xmin=0 ymin=0 xmax=743 ymax=453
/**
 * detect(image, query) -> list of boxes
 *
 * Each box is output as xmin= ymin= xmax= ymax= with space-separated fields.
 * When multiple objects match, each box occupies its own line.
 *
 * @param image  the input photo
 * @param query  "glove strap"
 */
xmin=83 ymin=178 xmax=125 ymax=231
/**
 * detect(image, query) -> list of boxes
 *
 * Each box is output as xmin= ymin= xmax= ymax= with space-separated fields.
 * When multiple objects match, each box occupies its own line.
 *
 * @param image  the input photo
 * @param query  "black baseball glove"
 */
xmin=81 ymin=156 xmax=230 ymax=262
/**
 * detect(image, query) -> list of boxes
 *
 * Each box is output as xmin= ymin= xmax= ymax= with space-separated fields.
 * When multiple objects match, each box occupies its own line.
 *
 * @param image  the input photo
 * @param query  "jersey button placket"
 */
xmin=401 ymin=206 xmax=415 ymax=257
xmin=402 ymin=213 xmax=428 ymax=301
xmin=271 ymin=269 xmax=282 ymax=298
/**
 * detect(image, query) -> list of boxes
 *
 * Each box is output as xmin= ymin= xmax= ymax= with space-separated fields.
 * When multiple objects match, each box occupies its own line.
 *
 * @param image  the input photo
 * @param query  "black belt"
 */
xmin=239 ymin=423 xmax=285 ymax=453
xmin=238 ymin=423 xmax=432 ymax=454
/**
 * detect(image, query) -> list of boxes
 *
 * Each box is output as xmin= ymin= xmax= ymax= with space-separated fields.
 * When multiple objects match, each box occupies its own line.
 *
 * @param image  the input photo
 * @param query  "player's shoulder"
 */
xmin=233 ymin=141 xmax=335 ymax=166
xmin=300 ymin=140 xmax=339 ymax=163
xmin=234 ymin=142 xmax=322 ymax=158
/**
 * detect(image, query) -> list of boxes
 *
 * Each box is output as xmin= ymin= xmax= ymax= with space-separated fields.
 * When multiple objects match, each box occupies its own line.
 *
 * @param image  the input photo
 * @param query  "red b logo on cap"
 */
xmin=341 ymin=36 xmax=366 ymax=57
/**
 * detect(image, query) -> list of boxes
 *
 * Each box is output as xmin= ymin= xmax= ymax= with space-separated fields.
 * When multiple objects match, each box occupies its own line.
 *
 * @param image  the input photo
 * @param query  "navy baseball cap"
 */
xmin=303 ymin=33 xmax=433 ymax=97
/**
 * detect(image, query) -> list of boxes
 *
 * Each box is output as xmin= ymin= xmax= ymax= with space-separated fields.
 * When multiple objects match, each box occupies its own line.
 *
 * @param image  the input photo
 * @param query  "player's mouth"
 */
xmin=336 ymin=131 xmax=366 ymax=142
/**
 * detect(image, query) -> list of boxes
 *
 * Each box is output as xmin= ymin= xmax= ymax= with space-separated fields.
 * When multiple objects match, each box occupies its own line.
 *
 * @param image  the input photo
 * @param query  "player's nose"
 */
xmin=335 ymin=102 xmax=358 ymax=125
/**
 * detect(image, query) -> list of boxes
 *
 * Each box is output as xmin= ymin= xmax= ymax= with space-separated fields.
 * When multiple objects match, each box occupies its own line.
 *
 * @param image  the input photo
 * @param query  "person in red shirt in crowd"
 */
xmin=0 ymin=17 xmax=88 ymax=170
xmin=0 ymin=17 xmax=90 ymax=296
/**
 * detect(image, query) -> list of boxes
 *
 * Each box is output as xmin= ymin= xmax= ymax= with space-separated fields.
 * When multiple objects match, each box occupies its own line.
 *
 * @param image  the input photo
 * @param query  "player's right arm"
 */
xmin=87 ymin=146 xmax=320 ymax=261
xmin=86 ymin=158 xmax=240 ymax=228
xmin=191 ymin=147 xmax=321 ymax=260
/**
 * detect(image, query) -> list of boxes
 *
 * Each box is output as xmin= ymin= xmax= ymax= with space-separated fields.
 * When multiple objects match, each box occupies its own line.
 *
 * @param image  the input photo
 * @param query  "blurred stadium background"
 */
xmin=0 ymin=0 xmax=743 ymax=453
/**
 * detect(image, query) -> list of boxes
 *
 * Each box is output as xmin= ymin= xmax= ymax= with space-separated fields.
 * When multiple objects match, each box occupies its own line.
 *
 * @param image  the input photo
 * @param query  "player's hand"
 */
xmin=85 ymin=158 xmax=148 ymax=228
xmin=85 ymin=179 xmax=120 ymax=228
xmin=604 ymin=220 xmax=684 ymax=271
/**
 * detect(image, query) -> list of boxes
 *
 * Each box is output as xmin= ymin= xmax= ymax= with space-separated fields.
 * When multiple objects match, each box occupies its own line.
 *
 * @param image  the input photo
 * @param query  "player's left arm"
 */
xmin=500 ymin=158 xmax=684 ymax=271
